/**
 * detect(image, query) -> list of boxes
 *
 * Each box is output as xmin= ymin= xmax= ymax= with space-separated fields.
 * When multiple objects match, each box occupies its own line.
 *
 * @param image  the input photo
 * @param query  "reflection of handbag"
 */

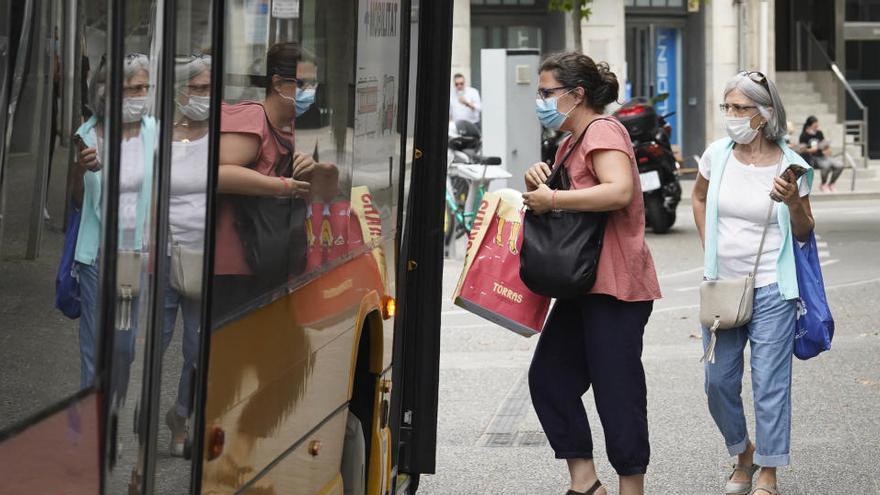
xmin=116 ymin=250 xmax=142 ymax=330
xmin=233 ymin=109 xmax=307 ymax=289
xmin=170 ymin=241 xmax=203 ymax=299
xmin=700 ymin=160 xmax=781 ymax=363
xmin=520 ymin=119 xmax=609 ymax=299
xmin=55 ymin=203 xmax=82 ymax=319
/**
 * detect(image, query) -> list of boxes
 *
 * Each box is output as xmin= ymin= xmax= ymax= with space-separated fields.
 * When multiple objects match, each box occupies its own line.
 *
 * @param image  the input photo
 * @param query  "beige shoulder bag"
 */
xmin=699 ymin=159 xmax=782 ymax=363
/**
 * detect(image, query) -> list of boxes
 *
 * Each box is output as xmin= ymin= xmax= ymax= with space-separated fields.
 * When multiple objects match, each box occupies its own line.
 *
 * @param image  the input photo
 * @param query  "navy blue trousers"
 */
xmin=529 ymin=294 xmax=653 ymax=476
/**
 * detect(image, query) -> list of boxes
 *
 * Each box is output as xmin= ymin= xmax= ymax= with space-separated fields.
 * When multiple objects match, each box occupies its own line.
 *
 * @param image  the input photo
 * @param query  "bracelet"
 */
xmin=552 ymin=190 xmax=558 ymax=210
xmin=279 ymin=176 xmax=291 ymax=195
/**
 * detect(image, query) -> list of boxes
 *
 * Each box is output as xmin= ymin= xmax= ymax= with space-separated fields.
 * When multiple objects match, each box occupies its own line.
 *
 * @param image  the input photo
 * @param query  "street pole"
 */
xmin=759 ymin=0 xmax=769 ymax=74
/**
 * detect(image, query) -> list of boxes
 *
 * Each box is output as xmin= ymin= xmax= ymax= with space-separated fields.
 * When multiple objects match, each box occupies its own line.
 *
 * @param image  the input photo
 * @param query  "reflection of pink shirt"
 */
xmin=215 ymin=101 xmax=294 ymax=275
xmin=554 ymin=117 xmax=662 ymax=302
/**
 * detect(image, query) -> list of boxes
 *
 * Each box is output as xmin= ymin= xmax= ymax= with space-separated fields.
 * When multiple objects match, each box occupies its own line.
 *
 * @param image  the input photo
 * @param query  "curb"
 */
xmin=678 ymin=190 xmax=880 ymax=207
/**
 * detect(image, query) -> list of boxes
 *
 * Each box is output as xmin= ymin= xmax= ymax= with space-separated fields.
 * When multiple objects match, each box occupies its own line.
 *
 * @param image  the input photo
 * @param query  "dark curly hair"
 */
xmin=538 ymin=52 xmax=619 ymax=113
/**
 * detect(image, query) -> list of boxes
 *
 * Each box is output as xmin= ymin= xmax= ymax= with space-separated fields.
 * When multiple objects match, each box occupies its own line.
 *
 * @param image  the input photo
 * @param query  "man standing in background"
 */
xmin=449 ymin=73 xmax=482 ymax=128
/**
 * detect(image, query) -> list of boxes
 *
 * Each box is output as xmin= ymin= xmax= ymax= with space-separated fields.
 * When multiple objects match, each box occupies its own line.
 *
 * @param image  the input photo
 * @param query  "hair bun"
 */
xmin=593 ymin=62 xmax=619 ymax=108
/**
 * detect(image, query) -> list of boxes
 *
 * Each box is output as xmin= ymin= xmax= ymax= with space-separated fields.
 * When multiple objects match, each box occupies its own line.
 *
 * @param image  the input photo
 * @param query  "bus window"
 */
xmin=0 ymin=1 xmax=104 ymax=491
xmin=202 ymin=1 xmax=362 ymax=493
xmin=101 ymin=1 xmax=164 ymax=491
xmin=211 ymin=0 xmax=355 ymax=323
xmin=151 ymin=1 xmax=214 ymax=491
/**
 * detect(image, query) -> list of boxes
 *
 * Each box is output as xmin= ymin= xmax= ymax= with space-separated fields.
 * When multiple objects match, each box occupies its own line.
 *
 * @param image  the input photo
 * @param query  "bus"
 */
xmin=0 ymin=0 xmax=452 ymax=493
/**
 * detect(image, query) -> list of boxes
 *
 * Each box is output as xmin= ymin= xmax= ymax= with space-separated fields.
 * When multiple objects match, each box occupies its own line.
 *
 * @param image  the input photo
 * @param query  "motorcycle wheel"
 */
xmin=645 ymin=193 xmax=676 ymax=234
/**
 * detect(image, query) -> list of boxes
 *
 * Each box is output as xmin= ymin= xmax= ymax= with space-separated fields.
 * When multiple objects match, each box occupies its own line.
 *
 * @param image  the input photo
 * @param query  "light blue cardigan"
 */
xmin=703 ymin=137 xmax=814 ymax=301
xmin=74 ymin=115 xmax=156 ymax=265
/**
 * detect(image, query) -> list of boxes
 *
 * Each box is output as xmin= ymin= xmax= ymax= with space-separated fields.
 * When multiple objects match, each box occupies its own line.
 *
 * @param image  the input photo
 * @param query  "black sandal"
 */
xmin=566 ymin=480 xmax=602 ymax=495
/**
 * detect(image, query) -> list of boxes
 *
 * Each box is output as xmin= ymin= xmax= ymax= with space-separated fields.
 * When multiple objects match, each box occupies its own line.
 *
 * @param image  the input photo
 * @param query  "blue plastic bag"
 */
xmin=793 ymin=231 xmax=834 ymax=360
xmin=55 ymin=204 xmax=82 ymax=319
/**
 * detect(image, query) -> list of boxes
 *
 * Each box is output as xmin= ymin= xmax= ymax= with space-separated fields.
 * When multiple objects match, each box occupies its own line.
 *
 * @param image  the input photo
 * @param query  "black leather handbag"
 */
xmin=233 ymin=110 xmax=308 ymax=289
xmin=519 ymin=118 xmax=609 ymax=299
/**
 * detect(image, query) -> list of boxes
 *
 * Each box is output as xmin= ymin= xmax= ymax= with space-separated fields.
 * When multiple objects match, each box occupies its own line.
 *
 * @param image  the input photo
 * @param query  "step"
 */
xmin=786 ymin=102 xmax=831 ymax=116
xmin=776 ymin=81 xmax=817 ymax=94
xmin=780 ymin=91 xmax=824 ymax=105
xmin=775 ymin=71 xmax=809 ymax=84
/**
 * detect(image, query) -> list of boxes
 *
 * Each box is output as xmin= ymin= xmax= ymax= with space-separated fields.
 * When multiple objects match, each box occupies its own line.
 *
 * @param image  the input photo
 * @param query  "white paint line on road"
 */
xmin=820 ymin=259 xmax=840 ymax=268
xmin=441 ymin=309 xmax=468 ymax=316
xmin=658 ymin=266 xmax=704 ymax=279
xmin=657 ymin=277 xmax=880 ymax=314
xmin=675 ymin=286 xmax=700 ymax=292
xmin=653 ymin=303 xmax=700 ymax=314
xmin=816 ymin=241 xmax=829 ymax=248
xmin=819 ymin=250 xmax=831 ymax=258
xmin=826 ymin=277 xmax=880 ymax=291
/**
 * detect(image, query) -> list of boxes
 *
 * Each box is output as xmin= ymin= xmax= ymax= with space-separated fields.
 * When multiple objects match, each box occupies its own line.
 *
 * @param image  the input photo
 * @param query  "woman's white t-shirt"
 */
xmin=169 ymin=133 xmax=209 ymax=248
xmin=119 ymin=135 xmax=145 ymax=249
xmin=699 ymin=151 xmax=810 ymax=288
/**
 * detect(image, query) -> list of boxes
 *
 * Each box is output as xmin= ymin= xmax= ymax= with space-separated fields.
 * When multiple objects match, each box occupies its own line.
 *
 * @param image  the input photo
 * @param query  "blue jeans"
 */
xmin=162 ymin=273 xmax=201 ymax=417
xmin=76 ymin=261 xmax=137 ymax=405
xmin=703 ymin=283 xmax=796 ymax=467
xmin=76 ymin=262 xmax=100 ymax=389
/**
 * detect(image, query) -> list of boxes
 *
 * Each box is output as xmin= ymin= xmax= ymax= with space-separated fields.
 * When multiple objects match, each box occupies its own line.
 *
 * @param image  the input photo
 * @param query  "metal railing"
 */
xmin=796 ymin=21 xmax=869 ymax=169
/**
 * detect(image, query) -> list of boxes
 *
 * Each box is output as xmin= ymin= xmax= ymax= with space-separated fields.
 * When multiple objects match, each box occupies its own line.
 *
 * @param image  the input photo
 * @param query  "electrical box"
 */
xmin=480 ymin=48 xmax=541 ymax=191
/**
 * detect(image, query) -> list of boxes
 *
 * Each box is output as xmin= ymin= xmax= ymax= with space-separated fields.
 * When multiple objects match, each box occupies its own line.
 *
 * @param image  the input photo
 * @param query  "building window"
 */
xmin=472 ymin=0 xmax=537 ymax=5
xmin=625 ymin=0 xmax=684 ymax=7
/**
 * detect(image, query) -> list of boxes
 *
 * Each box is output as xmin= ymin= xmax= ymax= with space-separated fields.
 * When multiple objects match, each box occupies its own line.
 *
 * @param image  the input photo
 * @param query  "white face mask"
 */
xmin=177 ymin=94 xmax=210 ymax=121
xmin=723 ymin=115 xmax=760 ymax=144
xmin=122 ymin=96 xmax=150 ymax=123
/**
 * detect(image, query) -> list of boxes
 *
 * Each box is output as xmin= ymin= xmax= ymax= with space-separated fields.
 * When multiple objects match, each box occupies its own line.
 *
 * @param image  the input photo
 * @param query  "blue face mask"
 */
xmin=295 ymin=88 xmax=316 ymax=117
xmin=535 ymin=89 xmax=575 ymax=130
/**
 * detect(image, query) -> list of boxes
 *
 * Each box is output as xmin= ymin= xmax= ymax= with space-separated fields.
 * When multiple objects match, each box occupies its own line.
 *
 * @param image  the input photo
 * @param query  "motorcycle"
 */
xmin=613 ymin=96 xmax=682 ymax=234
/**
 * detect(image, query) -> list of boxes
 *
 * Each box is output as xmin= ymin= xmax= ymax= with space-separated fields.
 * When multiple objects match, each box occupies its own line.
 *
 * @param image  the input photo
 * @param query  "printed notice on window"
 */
xmin=272 ymin=0 xmax=299 ymax=19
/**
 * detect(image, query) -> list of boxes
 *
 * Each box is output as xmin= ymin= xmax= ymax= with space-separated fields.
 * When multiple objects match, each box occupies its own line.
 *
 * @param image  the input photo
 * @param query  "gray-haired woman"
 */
xmin=161 ymin=54 xmax=211 ymax=456
xmin=75 ymin=53 xmax=155 ymax=406
xmin=692 ymin=71 xmax=814 ymax=495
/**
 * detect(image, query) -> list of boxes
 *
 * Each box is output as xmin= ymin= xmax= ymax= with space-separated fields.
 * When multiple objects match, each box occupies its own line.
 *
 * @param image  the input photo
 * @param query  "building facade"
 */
xmin=452 ymin=0 xmax=876 ymax=162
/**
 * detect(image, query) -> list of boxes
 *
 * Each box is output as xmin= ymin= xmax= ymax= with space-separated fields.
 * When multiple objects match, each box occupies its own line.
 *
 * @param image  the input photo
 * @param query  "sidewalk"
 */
xmin=678 ymin=164 xmax=880 ymax=205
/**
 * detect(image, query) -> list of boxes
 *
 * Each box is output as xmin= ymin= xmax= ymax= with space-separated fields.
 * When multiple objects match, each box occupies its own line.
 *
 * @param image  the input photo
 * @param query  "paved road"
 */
xmin=419 ymin=197 xmax=880 ymax=495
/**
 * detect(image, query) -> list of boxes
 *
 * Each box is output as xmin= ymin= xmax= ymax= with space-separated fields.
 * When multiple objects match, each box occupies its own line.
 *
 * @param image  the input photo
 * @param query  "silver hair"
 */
xmin=87 ymin=53 xmax=151 ymax=117
xmin=175 ymin=54 xmax=211 ymax=89
xmin=123 ymin=53 xmax=150 ymax=80
xmin=723 ymin=72 xmax=787 ymax=142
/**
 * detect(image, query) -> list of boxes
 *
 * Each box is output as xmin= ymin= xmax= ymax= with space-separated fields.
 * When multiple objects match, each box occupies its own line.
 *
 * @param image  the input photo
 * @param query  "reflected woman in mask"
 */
xmin=74 ymin=53 xmax=155 ymax=407
xmin=161 ymin=54 xmax=211 ymax=457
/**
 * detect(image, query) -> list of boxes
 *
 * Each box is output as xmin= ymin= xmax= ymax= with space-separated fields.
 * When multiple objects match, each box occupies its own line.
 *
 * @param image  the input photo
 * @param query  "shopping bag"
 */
xmin=55 ymin=203 xmax=82 ymax=319
xmin=452 ymin=192 xmax=551 ymax=337
xmin=793 ymin=231 xmax=834 ymax=360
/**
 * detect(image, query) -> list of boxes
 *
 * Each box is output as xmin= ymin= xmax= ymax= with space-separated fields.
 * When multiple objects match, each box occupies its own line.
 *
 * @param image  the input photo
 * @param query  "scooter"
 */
xmin=613 ymin=97 xmax=682 ymax=234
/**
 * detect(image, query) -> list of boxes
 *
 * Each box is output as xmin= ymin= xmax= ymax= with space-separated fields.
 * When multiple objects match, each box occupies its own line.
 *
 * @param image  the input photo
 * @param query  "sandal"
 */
xmin=566 ymin=480 xmax=602 ymax=495
xmin=750 ymin=485 xmax=778 ymax=495
xmin=725 ymin=463 xmax=759 ymax=495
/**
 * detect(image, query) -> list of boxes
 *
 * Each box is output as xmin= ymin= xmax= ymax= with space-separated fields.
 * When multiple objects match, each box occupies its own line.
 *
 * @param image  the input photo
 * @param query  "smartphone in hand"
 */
xmin=72 ymin=133 xmax=87 ymax=152
xmin=783 ymin=164 xmax=807 ymax=182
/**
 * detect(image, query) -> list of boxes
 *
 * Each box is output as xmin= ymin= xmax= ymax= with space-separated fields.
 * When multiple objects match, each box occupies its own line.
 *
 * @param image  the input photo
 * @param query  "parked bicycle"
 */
xmin=445 ymin=120 xmax=509 ymax=252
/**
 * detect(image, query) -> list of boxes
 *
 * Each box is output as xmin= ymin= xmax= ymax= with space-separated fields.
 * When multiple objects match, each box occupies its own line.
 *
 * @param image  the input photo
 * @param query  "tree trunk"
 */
xmin=571 ymin=7 xmax=582 ymax=53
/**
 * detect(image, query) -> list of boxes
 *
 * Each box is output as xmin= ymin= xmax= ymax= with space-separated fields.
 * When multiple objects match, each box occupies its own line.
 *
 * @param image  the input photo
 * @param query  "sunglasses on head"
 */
xmin=741 ymin=70 xmax=770 ymax=93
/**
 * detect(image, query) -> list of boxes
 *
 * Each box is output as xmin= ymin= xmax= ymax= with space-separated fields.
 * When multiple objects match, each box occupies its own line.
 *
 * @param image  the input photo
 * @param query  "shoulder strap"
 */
xmin=752 ymin=156 xmax=785 ymax=274
xmin=546 ymin=117 xmax=613 ymax=190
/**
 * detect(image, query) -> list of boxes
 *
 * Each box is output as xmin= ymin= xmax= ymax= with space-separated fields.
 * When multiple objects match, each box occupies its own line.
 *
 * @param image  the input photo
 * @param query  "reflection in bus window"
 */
xmin=160 ymin=54 xmax=211 ymax=459
xmin=213 ymin=42 xmax=322 ymax=322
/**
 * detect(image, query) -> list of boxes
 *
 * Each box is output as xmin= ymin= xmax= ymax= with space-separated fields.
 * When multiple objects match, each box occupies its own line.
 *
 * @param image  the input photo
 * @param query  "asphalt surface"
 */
xmin=419 ymin=194 xmax=880 ymax=495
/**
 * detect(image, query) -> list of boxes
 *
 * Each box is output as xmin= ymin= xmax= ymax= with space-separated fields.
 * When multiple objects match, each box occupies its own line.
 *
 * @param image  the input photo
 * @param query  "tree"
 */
xmin=548 ymin=0 xmax=593 ymax=54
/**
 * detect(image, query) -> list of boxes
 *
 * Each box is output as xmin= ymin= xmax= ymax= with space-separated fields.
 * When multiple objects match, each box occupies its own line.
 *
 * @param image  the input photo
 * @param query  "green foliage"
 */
xmin=548 ymin=0 xmax=594 ymax=21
